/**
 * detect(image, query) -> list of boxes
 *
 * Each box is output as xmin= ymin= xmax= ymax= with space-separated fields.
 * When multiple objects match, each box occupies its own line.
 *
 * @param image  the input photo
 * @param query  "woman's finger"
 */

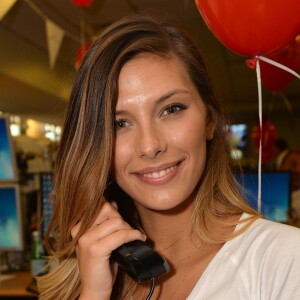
xmin=79 ymin=228 xmax=147 ymax=258
xmin=92 ymin=202 xmax=121 ymax=226
xmin=71 ymin=202 xmax=121 ymax=239
xmin=78 ymin=216 xmax=145 ymax=245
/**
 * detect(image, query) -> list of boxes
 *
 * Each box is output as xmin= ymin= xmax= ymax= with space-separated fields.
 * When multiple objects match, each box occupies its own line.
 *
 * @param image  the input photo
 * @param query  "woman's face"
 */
xmin=114 ymin=54 xmax=214 ymax=212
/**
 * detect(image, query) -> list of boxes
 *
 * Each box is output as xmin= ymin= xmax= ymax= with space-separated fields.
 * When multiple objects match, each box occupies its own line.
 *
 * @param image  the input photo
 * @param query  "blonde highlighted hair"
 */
xmin=38 ymin=14 xmax=259 ymax=299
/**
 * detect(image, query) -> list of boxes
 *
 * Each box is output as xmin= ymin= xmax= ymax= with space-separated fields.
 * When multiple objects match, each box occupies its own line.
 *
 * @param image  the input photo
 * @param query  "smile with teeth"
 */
xmin=142 ymin=165 xmax=177 ymax=179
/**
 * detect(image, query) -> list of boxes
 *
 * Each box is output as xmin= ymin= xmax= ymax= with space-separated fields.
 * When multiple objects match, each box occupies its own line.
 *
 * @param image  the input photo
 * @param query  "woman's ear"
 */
xmin=206 ymin=110 xmax=216 ymax=141
xmin=206 ymin=122 xmax=215 ymax=140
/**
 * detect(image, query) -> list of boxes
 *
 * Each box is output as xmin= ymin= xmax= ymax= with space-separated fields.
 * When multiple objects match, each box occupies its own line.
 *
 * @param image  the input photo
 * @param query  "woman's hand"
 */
xmin=71 ymin=201 xmax=146 ymax=300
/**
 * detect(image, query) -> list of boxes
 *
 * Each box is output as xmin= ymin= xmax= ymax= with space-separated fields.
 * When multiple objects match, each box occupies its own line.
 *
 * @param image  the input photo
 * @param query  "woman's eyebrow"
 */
xmin=155 ymin=89 xmax=190 ymax=105
xmin=115 ymin=89 xmax=190 ymax=116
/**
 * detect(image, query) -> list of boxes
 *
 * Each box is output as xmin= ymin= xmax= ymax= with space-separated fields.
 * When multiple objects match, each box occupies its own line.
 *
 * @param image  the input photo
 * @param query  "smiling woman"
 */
xmin=37 ymin=14 xmax=300 ymax=300
xmin=114 ymin=54 xmax=212 ymax=212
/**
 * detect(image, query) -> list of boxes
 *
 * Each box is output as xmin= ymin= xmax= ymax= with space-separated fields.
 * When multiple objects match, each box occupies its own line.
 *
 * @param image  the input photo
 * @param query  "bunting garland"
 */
xmin=0 ymin=0 xmax=17 ymax=21
xmin=0 ymin=0 xmax=85 ymax=69
xmin=46 ymin=20 xmax=65 ymax=69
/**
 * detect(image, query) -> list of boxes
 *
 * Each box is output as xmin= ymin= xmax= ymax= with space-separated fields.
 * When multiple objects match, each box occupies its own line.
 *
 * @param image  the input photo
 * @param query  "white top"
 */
xmin=187 ymin=215 xmax=300 ymax=300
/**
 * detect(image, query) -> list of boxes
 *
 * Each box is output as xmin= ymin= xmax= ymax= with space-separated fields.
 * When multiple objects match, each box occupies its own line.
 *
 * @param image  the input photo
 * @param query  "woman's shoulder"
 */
xmin=230 ymin=214 xmax=300 ymax=259
xmin=188 ymin=216 xmax=300 ymax=299
xmin=187 ymin=215 xmax=300 ymax=299
xmin=219 ymin=215 xmax=300 ymax=287
xmin=244 ymin=214 xmax=300 ymax=241
xmin=237 ymin=215 xmax=300 ymax=298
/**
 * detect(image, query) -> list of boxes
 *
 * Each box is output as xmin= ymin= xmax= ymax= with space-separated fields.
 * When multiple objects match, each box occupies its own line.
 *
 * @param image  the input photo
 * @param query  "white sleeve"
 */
xmin=260 ymin=226 xmax=300 ymax=299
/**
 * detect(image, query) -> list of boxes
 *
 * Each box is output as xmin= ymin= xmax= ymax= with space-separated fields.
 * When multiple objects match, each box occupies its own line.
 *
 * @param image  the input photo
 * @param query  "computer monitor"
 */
xmin=227 ymin=124 xmax=248 ymax=160
xmin=38 ymin=173 xmax=54 ymax=238
xmin=0 ymin=116 xmax=18 ymax=182
xmin=236 ymin=171 xmax=291 ymax=223
xmin=0 ymin=184 xmax=23 ymax=251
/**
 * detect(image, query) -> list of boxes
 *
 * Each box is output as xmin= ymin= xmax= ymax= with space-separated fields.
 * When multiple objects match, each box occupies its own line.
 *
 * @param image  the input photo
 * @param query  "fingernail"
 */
xmin=110 ymin=201 xmax=118 ymax=209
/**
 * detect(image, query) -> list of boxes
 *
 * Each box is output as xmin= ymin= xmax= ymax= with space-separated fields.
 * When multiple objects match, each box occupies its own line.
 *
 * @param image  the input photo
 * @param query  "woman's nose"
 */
xmin=137 ymin=124 xmax=167 ymax=159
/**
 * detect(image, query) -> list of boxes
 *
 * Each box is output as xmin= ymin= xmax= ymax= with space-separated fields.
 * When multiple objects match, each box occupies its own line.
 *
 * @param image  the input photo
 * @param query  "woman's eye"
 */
xmin=161 ymin=104 xmax=186 ymax=116
xmin=115 ymin=119 xmax=129 ymax=130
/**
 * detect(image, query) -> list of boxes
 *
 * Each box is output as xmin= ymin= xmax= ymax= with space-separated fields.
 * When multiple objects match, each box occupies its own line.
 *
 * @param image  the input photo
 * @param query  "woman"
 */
xmin=38 ymin=15 xmax=300 ymax=299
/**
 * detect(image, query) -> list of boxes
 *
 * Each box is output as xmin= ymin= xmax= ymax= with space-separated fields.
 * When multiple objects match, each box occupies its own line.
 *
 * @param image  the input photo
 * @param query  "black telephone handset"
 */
xmin=111 ymin=240 xmax=170 ymax=282
xmin=105 ymin=181 xmax=170 ymax=282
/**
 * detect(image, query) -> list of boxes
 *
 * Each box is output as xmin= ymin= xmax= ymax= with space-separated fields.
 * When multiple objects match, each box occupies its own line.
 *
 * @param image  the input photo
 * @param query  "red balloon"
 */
xmin=70 ymin=0 xmax=93 ymax=7
xmin=195 ymin=0 xmax=300 ymax=56
xmin=252 ymin=120 xmax=277 ymax=163
xmin=75 ymin=42 xmax=91 ymax=70
xmin=260 ymin=37 xmax=300 ymax=91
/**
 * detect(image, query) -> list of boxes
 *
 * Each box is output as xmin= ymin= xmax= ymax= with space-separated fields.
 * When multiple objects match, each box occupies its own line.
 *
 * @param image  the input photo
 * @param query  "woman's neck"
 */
xmin=135 ymin=195 xmax=199 ymax=255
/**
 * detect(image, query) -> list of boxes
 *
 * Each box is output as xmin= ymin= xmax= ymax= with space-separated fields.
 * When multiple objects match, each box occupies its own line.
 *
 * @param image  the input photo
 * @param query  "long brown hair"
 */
xmin=38 ymin=14 xmax=259 ymax=299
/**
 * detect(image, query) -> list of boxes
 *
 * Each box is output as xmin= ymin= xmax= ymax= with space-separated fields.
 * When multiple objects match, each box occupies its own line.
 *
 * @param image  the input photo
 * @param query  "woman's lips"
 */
xmin=133 ymin=161 xmax=182 ymax=185
xmin=142 ymin=164 xmax=177 ymax=178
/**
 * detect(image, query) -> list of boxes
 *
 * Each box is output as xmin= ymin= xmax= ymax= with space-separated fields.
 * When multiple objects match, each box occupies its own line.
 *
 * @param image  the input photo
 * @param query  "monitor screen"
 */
xmin=0 ymin=184 xmax=23 ymax=250
xmin=236 ymin=171 xmax=291 ymax=222
xmin=228 ymin=124 xmax=248 ymax=149
xmin=39 ymin=173 xmax=54 ymax=238
xmin=226 ymin=124 xmax=248 ymax=160
xmin=0 ymin=116 xmax=18 ymax=181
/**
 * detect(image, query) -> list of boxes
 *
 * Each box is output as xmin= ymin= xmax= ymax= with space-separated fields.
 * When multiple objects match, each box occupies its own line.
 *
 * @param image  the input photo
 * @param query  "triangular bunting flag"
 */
xmin=46 ymin=19 xmax=65 ymax=69
xmin=0 ymin=0 xmax=17 ymax=21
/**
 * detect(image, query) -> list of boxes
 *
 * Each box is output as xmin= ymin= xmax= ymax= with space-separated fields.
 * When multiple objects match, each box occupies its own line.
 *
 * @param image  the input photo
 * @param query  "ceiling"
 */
xmin=0 ymin=0 xmax=299 ymax=126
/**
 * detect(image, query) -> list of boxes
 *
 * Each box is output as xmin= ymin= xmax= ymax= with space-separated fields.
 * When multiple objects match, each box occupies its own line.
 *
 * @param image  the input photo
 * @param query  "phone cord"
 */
xmin=146 ymin=278 xmax=156 ymax=300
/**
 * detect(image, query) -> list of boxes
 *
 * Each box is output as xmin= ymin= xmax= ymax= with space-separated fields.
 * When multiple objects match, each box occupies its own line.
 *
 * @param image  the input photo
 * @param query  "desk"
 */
xmin=0 ymin=272 xmax=37 ymax=299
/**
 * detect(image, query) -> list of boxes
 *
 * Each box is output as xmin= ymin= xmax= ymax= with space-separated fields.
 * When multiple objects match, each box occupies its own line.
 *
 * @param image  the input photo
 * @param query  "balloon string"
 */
xmin=257 ymin=55 xmax=300 ymax=80
xmin=255 ymin=56 xmax=300 ymax=212
xmin=255 ymin=56 xmax=262 ymax=213
xmin=253 ymin=55 xmax=300 ymax=214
